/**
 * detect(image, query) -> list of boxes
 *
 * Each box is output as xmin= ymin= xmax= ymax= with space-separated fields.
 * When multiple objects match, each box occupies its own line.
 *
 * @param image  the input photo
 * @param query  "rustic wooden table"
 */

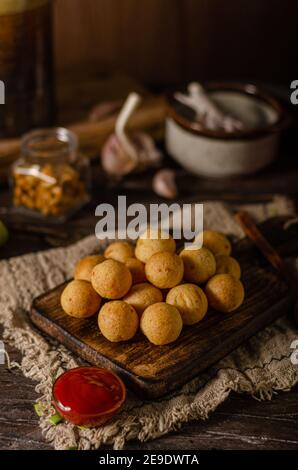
xmin=0 ymin=74 xmax=298 ymax=450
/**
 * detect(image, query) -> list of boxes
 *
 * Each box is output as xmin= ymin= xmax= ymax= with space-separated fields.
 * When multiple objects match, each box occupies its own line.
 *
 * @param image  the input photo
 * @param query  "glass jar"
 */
xmin=11 ymin=128 xmax=90 ymax=221
xmin=0 ymin=0 xmax=54 ymax=137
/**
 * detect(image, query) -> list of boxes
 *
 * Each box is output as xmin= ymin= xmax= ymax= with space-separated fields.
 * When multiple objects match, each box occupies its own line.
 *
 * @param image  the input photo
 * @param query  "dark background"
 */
xmin=53 ymin=0 xmax=298 ymax=88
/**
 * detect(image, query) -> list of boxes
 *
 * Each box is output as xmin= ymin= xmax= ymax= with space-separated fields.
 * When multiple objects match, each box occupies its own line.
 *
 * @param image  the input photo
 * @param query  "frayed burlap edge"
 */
xmin=0 ymin=196 xmax=298 ymax=450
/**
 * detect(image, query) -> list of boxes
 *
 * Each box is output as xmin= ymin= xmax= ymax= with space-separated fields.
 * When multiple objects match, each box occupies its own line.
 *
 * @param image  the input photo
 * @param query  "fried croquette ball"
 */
xmin=194 ymin=230 xmax=231 ymax=257
xmin=98 ymin=301 xmax=138 ymax=342
xmin=135 ymin=228 xmax=176 ymax=263
xmin=180 ymin=247 xmax=216 ymax=284
xmin=104 ymin=241 xmax=135 ymax=263
xmin=74 ymin=255 xmax=105 ymax=282
xmin=166 ymin=283 xmax=208 ymax=325
xmin=124 ymin=257 xmax=146 ymax=284
xmin=205 ymin=274 xmax=244 ymax=312
xmin=215 ymin=255 xmax=241 ymax=279
xmin=61 ymin=280 xmax=101 ymax=318
xmin=145 ymin=251 xmax=184 ymax=289
xmin=123 ymin=282 xmax=163 ymax=317
xmin=91 ymin=259 xmax=132 ymax=299
xmin=140 ymin=302 xmax=183 ymax=345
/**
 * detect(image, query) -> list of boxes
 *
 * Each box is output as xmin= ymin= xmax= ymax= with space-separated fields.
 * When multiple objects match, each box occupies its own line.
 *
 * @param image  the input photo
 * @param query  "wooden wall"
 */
xmin=53 ymin=0 xmax=298 ymax=87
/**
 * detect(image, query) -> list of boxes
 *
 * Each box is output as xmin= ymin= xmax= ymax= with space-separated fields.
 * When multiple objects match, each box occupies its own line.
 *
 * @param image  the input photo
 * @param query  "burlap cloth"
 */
xmin=1 ymin=196 xmax=298 ymax=450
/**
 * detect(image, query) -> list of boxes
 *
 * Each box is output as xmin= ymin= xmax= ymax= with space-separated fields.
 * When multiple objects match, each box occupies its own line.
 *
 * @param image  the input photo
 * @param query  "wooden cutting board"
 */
xmin=29 ymin=220 xmax=294 ymax=399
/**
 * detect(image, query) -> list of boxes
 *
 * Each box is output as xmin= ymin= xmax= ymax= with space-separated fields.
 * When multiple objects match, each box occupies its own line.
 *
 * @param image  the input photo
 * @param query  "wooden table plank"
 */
xmin=1 ymin=333 xmax=297 ymax=450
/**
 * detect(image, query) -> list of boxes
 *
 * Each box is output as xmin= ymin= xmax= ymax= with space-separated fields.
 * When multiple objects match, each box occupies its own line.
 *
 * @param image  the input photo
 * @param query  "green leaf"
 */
xmin=49 ymin=413 xmax=63 ymax=425
xmin=34 ymin=402 xmax=43 ymax=417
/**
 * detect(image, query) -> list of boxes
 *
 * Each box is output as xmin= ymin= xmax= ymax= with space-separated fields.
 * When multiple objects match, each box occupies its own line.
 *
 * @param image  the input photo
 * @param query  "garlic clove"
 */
xmin=152 ymin=168 xmax=178 ymax=199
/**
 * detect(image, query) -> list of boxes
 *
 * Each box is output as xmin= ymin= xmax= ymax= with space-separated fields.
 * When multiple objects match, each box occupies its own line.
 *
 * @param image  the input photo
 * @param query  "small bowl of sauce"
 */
xmin=52 ymin=366 xmax=126 ymax=427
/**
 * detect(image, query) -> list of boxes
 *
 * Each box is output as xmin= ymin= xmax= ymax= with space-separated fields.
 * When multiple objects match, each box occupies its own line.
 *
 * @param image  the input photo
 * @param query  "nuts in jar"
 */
xmin=12 ymin=128 xmax=90 ymax=219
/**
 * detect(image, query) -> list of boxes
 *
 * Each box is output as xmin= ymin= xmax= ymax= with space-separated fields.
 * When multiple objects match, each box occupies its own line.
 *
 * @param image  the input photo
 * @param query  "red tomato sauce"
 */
xmin=53 ymin=367 xmax=126 ymax=426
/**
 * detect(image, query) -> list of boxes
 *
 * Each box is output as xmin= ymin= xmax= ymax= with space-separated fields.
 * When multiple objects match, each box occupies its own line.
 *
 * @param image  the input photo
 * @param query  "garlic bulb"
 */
xmin=101 ymin=92 xmax=161 ymax=177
